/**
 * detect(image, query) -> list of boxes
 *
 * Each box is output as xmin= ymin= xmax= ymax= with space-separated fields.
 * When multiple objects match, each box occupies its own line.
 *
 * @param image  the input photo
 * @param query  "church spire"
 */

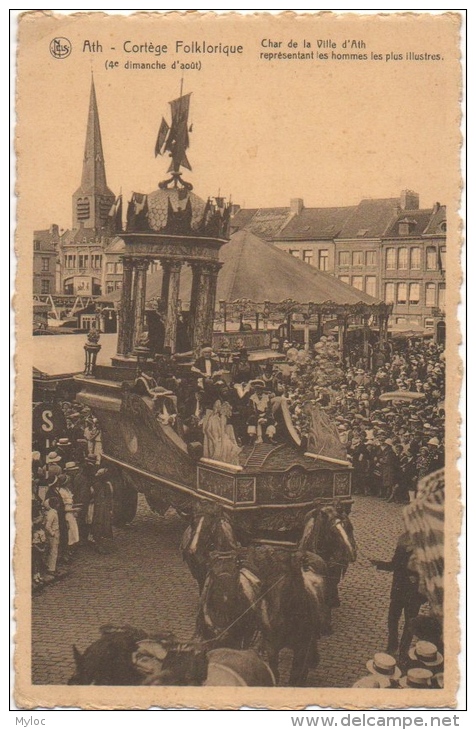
xmin=72 ymin=75 xmax=115 ymax=231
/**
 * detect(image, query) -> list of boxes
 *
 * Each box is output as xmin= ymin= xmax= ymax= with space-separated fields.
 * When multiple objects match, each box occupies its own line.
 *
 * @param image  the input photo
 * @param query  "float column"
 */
xmin=187 ymin=262 xmax=202 ymax=345
xmin=204 ymin=263 xmax=222 ymax=346
xmin=160 ymin=258 xmax=172 ymax=309
xmin=117 ymin=256 xmax=134 ymax=356
xmin=132 ymin=258 xmax=150 ymax=348
xmin=164 ymin=261 xmax=182 ymax=354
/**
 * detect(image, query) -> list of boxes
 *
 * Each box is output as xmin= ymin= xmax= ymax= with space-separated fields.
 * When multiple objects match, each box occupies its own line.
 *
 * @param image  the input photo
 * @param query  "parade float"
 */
xmin=74 ymin=88 xmax=354 ymax=543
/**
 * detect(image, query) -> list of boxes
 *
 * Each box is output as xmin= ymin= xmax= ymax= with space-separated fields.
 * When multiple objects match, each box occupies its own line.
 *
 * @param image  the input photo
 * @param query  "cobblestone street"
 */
xmin=32 ymin=494 xmax=405 ymax=688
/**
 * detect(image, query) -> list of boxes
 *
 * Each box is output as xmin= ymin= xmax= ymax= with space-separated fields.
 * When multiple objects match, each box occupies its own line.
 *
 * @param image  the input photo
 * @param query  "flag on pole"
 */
xmin=155 ymin=118 xmax=170 ymax=157
xmin=108 ymin=195 xmax=123 ymax=232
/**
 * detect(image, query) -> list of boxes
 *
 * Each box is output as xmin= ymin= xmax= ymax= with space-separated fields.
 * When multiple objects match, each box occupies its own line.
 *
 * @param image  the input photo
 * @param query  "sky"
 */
xmin=15 ymin=11 xmax=461 ymax=233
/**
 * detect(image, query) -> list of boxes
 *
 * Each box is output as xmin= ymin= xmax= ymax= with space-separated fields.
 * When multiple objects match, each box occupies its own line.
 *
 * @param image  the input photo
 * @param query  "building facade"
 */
xmin=231 ymin=189 xmax=447 ymax=331
xmin=381 ymin=202 xmax=446 ymax=329
xmin=33 ymin=225 xmax=59 ymax=295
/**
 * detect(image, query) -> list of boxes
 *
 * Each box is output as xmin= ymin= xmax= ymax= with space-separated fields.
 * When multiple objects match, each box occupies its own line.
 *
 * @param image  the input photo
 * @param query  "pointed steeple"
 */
xmin=72 ymin=75 xmax=115 ymax=231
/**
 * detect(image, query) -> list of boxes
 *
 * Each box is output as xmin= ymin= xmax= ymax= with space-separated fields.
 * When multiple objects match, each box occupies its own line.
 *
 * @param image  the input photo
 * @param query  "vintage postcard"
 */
xmin=14 ymin=10 xmax=463 ymax=710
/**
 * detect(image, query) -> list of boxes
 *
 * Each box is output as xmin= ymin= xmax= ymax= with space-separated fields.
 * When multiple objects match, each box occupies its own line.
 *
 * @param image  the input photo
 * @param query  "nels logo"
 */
xmin=49 ymin=37 xmax=72 ymax=59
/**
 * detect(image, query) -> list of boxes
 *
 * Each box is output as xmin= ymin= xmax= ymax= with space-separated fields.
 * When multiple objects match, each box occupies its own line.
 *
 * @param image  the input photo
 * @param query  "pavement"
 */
xmin=32 ymin=494 xmax=405 ymax=687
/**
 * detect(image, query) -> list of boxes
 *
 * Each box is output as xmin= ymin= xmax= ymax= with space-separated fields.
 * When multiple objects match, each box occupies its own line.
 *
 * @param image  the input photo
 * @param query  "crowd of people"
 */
xmin=281 ymin=335 xmax=445 ymax=503
xmin=32 ymin=404 xmax=114 ymax=593
xmin=129 ymin=335 xmax=445 ymax=504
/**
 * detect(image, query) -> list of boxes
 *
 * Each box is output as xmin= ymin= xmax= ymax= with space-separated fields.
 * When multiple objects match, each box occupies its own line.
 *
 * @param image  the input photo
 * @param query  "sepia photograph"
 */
xmin=13 ymin=9 xmax=463 ymax=710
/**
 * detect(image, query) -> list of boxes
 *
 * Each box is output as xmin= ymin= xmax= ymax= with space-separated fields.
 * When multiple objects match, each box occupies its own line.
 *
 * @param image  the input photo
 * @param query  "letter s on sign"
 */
xmin=41 ymin=410 xmax=54 ymax=433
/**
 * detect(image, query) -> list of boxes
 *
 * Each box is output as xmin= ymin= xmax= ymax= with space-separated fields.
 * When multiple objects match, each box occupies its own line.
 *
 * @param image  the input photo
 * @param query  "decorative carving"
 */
xmin=120 ymin=240 xmax=221 ymax=261
xmin=334 ymin=472 xmax=351 ymax=497
xmin=235 ymin=478 xmax=256 ymax=504
xmin=197 ymin=467 xmax=235 ymax=503
xmin=284 ymin=467 xmax=308 ymax=501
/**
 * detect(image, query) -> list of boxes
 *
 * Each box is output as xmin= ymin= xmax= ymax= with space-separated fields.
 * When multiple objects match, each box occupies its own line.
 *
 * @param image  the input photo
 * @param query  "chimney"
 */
xmin=290 ymin=198 xmax=304 ymax=215
xmin=432 ymin=202 xmax=441 ymax=214
xmin=400 ymin=190 xmax=419 ymax=210
xmin=231 ymin=204 xmax=241 ymax=216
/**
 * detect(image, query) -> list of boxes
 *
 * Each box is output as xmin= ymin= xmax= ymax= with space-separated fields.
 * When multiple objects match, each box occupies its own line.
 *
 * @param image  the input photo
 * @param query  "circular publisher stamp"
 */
xmin=49 ymin=37 xmax=72 ymax=59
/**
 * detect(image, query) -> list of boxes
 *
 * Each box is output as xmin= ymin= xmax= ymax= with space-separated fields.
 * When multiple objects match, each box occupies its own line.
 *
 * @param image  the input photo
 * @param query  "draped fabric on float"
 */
xmin=304 ymin=402 xmax=349 ymax=462
xmin=403 ymin=468 xmax=444 ymax=623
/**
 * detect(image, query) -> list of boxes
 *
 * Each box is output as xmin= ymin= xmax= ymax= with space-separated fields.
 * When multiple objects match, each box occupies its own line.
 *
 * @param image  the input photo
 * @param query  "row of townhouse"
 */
xmin=230 ymin=190 xmax=446 ymax=330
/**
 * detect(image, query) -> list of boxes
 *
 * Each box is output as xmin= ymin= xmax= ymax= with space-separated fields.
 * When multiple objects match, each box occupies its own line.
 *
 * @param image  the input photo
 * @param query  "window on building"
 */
xmin=91 ymin=254 xmax=102 ymax=269
xmin=34 ymin=240 xmax=41 ymax=251
xmin=338 ymin=251 xmax=350 ymax=266
xmin=303 ymin=249 xmax=313 ymax=266
xmin=440 ymin=247 xmax=446 ymax=271
xmin=396 ymin=317 xmax=407 ymax=324
xmin=409 ymin=283 xmax=420 ymax=305
xmin=106 ymin=282 xmax=114 ymax=294
xmin=352 ymin=276 xmax=363 ymax=291
xmin=365 ymin=250 xmax=376 ymax=266
xmin=106 ymin=262 xmax=115 ymax=274
xmin=385 ymin=283 xmax=395 ymax=304
xmin=439 ymin=284 xmax=446 ymax=311
xmin=398 ymin=248 xmax=408 ymax=269
xmin=339 ymin=275 xmax=350 ymax=285
xmin=81 ymin=315 xmax=97 ymax=331
xmin=77 ymin=197 xmax=90 ymax=221
xmin=410 ymin=247 xmax=421 ymax=270
xmin=424 ymin=318 xmax=435 ymax=329
xmin=425 ymin=283 xmax=436 ymax=307
xmin=289 ymin=249 xmax=300 ymax=258
xmin=317 ymin=249 xmax=328 ymax=270
xmin=386 ymin=248 xmax=396 ymax=270
xmin=116 ymin=262 xmax=123 ymax=274
xmin=365 ymin=276 xmax=377 ymax=297
xmin=41 ymin=258 xmax=50 ymax=272
xmin=41 ymin=280 xmax=50 ymax=294
xmin=115 ymin=281 xmax=123 ymax=290
xmin=426 ymin=247 xmax=437 ymax=270
xmin=397 ymin=283 xmax=407 ymax=304
xmin=352 ymin=251 xmax=363 ymax=266
xmin=78 ymin=254 xmax=89 ymax=269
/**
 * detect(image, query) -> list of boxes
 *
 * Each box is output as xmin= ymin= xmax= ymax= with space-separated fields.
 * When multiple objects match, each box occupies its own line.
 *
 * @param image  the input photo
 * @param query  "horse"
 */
xmin=298 ymin=502 xmax=357 ymax=608
xmin=68 ymin=624 xmax=275 ymax=686
xmin=194 ymin=550 xmax=261 ymax=650
xmin=195 ymin=502 xmax=355 ymax=685
xmin=181 ymin=500 xmax=238 ymax=592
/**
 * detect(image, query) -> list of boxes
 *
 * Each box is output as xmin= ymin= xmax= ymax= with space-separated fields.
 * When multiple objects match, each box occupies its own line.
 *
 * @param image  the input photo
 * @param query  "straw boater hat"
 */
xmin=366 ymin=652 xmax=402 ymax=680
xmin=399 ymin=667 xmax=433 ymax=689
xmin=408 ymin=641 xmax=443 ymax=668
xmin=57 ymin=438 xmax=71 ymax=447
xmin=352 ymin=674 xmax=391 ymax=689
xmin=250 ymin=379 xmax=265 ymax=389
xmin=46 ymin=451 xmax=61 ymax=464
xmin=64 ymin=462 xmax=79 ymax=472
